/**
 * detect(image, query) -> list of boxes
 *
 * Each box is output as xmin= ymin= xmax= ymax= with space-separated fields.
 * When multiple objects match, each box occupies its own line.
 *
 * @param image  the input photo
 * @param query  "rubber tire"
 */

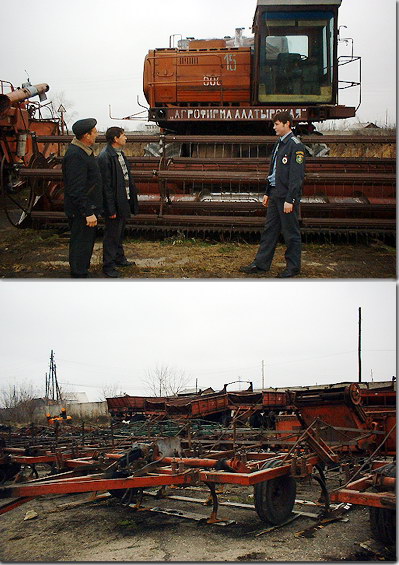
xmin=369 ymin=507 xmax=396 ymax=545
xmin=220 ymin=411 xmax=232 ymax=427
xmin=0 ymin=462 xmax=21 ymax=483
xmin=254 ymin=459 xmax=296 ymax=525
xmin=369 ymin=462 xmax=396 ymax=545
xmin=109 ymin=487 xmax=141 ymax=503
xmin=108 ymin=470 xmax=140 ymax=501
xmin=249 ymin=412 xmax=263 ymax=429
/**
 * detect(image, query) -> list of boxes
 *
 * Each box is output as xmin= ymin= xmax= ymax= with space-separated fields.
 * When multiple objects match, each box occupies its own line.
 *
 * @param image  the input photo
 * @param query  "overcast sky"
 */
xmin=0 ymin=281 xmax=395 ymax=402
xmin=0 ymin=0 xmax=396 ymax=130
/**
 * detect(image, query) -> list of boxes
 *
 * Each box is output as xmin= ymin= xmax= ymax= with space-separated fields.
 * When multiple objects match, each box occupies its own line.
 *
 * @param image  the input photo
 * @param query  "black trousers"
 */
xmin=255 ymin=194 xmax=301 ymax=272
xmin=68 ymin=216 xmax=97 ymax=276
xmin=103 ymin=216 xmax=127 ymax=271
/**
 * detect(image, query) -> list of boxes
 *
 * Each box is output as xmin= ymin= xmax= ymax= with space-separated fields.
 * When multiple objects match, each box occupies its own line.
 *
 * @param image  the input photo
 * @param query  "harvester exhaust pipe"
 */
xmin=0 ymin=82 xmax=49 ymax=115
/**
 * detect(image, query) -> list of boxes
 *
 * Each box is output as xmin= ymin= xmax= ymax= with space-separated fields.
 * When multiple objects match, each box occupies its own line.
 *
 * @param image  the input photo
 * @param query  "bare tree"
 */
xmin=0 ymin=381 xmax=41 ymax=424
xmin=99 ymin=383 xmax=126 ymax=401
xmin=50 ymin=90 xmax=78 ymax=128
xmin=143 ymin=364 xmax=190 ymax=397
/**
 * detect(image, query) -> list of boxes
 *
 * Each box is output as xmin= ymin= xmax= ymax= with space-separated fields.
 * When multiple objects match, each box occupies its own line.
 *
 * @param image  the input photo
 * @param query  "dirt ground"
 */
xmin=0 ymin=221 xmax=396 ymax=279
xmin=0 ymin=468 xmax=396 ymax=562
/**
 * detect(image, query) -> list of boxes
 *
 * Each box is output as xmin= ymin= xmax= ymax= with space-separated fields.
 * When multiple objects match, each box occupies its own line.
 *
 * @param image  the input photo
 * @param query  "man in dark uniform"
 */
xmin=240 ymin=111 xmax=305 ymax=278
xmin=63 ymin=118 xmax=103 ymax=278
xmin=97 ymin=126 xmax=139 ymax=278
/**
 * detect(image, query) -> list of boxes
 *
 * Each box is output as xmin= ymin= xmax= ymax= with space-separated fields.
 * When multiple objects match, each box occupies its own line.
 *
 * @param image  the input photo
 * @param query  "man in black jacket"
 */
xmin=63 ymin=118 xmax=103 ymax=278
xmin=240 ymin=111 xmax=305 ymax=278
xmin=97 ymin=127 xmax=139 ymax=278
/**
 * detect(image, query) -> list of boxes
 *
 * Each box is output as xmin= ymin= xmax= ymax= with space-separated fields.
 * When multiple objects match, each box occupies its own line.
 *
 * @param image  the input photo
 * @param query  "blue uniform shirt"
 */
xmin=268 ymin=132 xmax=291 ymax=187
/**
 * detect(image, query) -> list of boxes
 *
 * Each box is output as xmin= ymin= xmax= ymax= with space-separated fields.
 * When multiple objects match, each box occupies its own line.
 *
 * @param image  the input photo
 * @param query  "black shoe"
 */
xmin=239 ymin=263 xmax=268 ymax=275
xmin=115 ymin=259 xmax=135 ymax=267
xmin=276 ymin=269 xmax=300 ymax=278
xmin=70 ymin=273 xmax=89 ymax=278
xmin=103 ymin=268 xmax=121 ymax=278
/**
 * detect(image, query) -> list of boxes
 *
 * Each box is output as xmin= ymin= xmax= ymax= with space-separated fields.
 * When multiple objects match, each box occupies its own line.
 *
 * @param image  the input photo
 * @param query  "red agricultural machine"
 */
xmin=0 ymin=80 xmax=63 ymax=227
xmin=143 ymin=0 xmax=359 ymax=135
xmin=0 ymin=0 xmax=395 ymax=236
xmin=0 ymin=382 xmax=395 ymax=545
xmin=106 ymin=382 xmax=287 ymax=428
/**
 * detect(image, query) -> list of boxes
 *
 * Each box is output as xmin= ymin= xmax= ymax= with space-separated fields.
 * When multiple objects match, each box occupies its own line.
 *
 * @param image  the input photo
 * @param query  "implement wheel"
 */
xmin=0 ymin=461 xmax=21 ymax=484
xmin=369 ymin=463 xmax=396 ymax=545
xmin=254 ymin=459 xmax=296 ymax=524
xmin=369 ymin=508 xmax=396 ymax=545
xmin=108 ymin=470 xmax=142 ymax=505
xmin=109 ymin=480 xmax=142 ymax=506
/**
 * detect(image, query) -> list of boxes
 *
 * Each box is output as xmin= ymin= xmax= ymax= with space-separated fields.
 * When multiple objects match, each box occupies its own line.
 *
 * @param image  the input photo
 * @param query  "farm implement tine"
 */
xmin=204 ymin=482 xmax=221 ymax=524
xmin=0 ymin=496 xmax=35 ymax=515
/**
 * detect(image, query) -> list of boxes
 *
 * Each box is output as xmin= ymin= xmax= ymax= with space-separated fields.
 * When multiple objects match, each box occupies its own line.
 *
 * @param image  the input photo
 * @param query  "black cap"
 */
xmin=72 ymin=118 xmax=97 ymax=138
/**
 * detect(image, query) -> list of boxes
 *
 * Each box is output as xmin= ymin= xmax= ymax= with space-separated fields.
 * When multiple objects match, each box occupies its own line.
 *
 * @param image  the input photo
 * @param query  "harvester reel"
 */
xmin=254 ymin=459 xmax=297 ymax=524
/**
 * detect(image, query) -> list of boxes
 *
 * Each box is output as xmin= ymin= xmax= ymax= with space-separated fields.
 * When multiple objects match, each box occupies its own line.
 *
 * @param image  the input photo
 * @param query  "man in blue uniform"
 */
xmin=240 ymin=111 xmax=305 ymax=278
xmin=63 ymin=118 xmax=103 ymax=278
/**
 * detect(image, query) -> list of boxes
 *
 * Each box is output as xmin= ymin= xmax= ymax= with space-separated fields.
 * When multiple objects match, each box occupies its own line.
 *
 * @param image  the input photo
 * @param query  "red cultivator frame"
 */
xmin=0 ymin=421 xmax=337 ymax=525
xmin=0 ymin=383 xmax=395 ymax=543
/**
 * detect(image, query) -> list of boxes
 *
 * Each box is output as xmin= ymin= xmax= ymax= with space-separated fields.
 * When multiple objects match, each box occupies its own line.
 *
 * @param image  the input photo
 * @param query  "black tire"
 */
xmin=0 ymin=462 xmax=21 ymax=483
xmin=369 ymin=462 xmax=396 ymax=544
xmin=376 ymin=462 xmax=396 ymax=478
xmin=369 ymin=507 xmax=396 ymax=545
xmin=107 ymin=468 xmax=143 ymax=505
xmin=109 ymin=487 xmax=141 ymax=503
xmin=249 ymin=412 xmax=263 ymax=429
xmin=220 ymin=411 xmax=232 ymax=427
xmin=254 ymin=459 xmax=296 ymax=524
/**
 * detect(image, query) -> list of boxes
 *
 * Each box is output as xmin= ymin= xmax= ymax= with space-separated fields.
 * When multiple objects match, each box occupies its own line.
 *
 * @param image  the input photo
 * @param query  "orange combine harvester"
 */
xmin=143 ymin=0 xmax=359 ymax=134
xmin=0 ymin=1 xmax=394 ymax=236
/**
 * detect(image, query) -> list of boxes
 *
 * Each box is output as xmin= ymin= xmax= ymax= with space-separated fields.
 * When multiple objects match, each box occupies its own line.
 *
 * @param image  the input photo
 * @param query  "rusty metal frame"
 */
xmin=330 ymin=473 xmax=396 ymax=510
xmin=0 ymin=418 xmax=337 ymax=518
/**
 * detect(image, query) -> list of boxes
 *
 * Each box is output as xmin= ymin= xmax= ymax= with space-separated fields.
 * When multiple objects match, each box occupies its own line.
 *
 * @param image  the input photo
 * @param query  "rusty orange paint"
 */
xmin=330 ymin=488 xmax=395 ymax=509
xmin=144 ymin=48 xmax=251 ymax=107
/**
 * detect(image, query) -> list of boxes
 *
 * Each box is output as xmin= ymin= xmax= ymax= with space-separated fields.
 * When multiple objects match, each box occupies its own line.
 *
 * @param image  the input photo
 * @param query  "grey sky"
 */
xmin=0 ymin=281 xmax=395 ymax=401
xmin=0 ymin=0 xmax=396 ymax=130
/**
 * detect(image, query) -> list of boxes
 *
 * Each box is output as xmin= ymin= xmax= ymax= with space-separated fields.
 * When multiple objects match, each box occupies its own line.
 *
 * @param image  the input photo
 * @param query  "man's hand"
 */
xmin=86 ymin=214 xmax=97 ymax=227
xmin=262 ymin=195 xmax=269 ymax=207
xmin=284 ymin=202 xmax=294 ymax=214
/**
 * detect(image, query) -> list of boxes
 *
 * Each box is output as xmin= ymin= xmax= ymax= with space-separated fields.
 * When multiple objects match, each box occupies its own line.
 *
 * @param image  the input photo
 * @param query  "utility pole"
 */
xmin=358 ymin=307 xmax=362 ymax=383
xmin=46 ymin=350 xmax=62 ymax=402
xmin=262 ymin=360 xmax=265 ymax=390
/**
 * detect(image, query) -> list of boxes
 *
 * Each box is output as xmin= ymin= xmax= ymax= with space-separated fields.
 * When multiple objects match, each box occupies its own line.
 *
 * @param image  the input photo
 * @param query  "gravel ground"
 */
xmin=0 ymin=471 xmax=396 ymax=562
